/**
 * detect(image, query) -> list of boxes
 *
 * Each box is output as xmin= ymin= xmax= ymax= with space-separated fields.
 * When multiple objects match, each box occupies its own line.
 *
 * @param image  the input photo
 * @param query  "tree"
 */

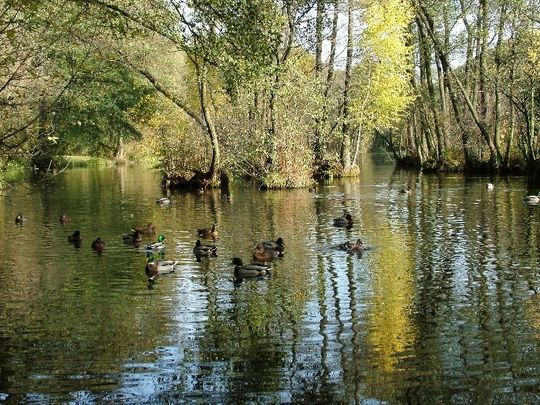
xmin=350 ymin=0 xmax=414 ymax=165
xmin=73 ymin=0 xmax=283 ymax=188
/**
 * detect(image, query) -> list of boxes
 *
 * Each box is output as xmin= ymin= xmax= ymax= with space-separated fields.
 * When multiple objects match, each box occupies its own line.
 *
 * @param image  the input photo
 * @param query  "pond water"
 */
xmin=0 ymin=158 xmax=539 ymax=403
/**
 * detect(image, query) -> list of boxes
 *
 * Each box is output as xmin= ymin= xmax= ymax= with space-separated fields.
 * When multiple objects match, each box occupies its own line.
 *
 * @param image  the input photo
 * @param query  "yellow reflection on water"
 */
xmin=367 ymin=225 xmax=416 ymax=373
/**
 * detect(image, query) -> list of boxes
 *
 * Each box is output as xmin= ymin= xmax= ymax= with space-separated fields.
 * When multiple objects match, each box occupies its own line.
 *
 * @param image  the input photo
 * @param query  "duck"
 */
xmin=146 ymin=234 xmax=166 ymax=251
xmin=91 ymin=237 xmax=105 ymax=252
xmin=333 ymin=213 xmax=353 ymax=227
xmin=15 ymin=213 xmax=27 ymax=225
xmin=156 ymin=197 xmax=171 ymax=205
xmin=123 ymin=229 xmax=142 ymax=244
xmin=232 ymin=258 xmax=270 ymax=278
xmin=59 ymin=213 xmax=72 ymax=223
xmin=486 ymin=183 xmax=494 ymax=190
xmin=261 ymin=237 xmax=285 ymax=255
xmin=253 ymin=243 xmax=279 ymax=263
xmin=399 ymin=187 xmax=411 ymax=194
xmin=339 ymin=238 xmax=365 ymax=254
xmin=68 ymin=230 xmax=83 ymax=243
xmin=193 ymin=239 xmax=217 ymax=258
xmin=523 ymin=192 xmax=540 ymax=205
xmin=134 ymin=223 xmax=156 ymax=235
xmin=197 ymin=224 xmax=218 ymax=239
xmin=145 ymin=252 xmax=178 ymax=281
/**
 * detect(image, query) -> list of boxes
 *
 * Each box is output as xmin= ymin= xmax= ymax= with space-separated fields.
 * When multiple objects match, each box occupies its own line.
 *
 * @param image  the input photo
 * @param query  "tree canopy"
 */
xmin=2 ymin=0 xmax=540 ymax=185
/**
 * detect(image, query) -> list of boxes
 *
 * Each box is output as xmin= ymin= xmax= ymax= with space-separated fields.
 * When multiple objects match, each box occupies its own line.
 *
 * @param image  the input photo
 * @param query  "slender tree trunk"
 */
xmin=314 ymin=0 xmax=324 ymax=74
xmin=313 ymin=0 xmax=325 ymax=167
xmin=115 ymin=135 xmax=124 ymax=160
xmin=195 ymin=61 xmax=220 ymax=181
xmin=340 ymin=0 xmax=353 ymax=173
xmin=417 ymin=17 xmax=444 ymax=164
xmin=494 ymin=3 xmax=507 ymax=167
xmin=416 ymin=2 xmax=498 ymax=168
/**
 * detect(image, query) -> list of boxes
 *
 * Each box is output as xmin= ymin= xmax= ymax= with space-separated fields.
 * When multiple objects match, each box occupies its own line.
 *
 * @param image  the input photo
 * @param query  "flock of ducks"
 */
xmin=12 ymin=184 xmax=539 ymax=283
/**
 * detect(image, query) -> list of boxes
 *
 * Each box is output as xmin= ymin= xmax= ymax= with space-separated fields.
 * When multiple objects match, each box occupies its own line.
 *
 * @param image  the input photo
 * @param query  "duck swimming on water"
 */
xmin=523 ymin=192 xmax=540 ymax=205
xmin=145 ymin=252 xmax=178 ymax=281
xmin=333 ymin=214 xmax=353 ymax=228
xmin=232 ymin=258 xmax=271 ymax=279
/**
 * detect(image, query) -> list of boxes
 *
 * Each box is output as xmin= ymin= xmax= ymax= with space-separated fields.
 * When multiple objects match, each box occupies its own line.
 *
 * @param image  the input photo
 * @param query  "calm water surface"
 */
xmin=0 ymin=159 xmax=539 ymax=403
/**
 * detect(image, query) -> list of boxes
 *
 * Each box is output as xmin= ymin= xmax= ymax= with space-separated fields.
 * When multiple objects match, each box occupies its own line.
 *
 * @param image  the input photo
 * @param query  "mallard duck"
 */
xmin=253 ymin=243 xmax=279 ymax=263
xmin=146 ymin=234 xmax=166 ymax=251
xmin=399 ymin=187 xmax=411 ymax=194
xmin=135 ymin=223 xmax=156 ymax=236
xmin=91 ymin=237 xmax=105 ymax=252
xmin=197 ymin=224 xmax=218 ymax=239
xmin=156 ymin=197 xmax=171 ymax=205
xmin=262 ymin=237 xmax=285 ymax=255
xmin=68 ymin=230 xmax=82 ymax=243
xmin=123 ymin=229 xmax=142 ymax=244
xmin=339 ymin=238 xmax=365 ymax=254
xmin=59 ymin=213 xmax=72 ymax=223
xmin=145 ymin=252 xmax=178 ymax=281
xmin=333 ymin=213 xmax=353 ymax=227
xmin=232 ymin=258 xmax=270 ymax=278
xmin=15 ymin=213 xmax=26 ymax=225
xmin=523 ymin=192 xmax=540 ymax=205
xmin=193 ymin=239 xmax=217 ymax=258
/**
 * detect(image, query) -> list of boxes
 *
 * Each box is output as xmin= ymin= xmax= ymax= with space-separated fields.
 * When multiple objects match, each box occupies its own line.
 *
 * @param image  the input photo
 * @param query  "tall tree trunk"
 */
xmin=313 ymin=0 xmax=325 ymax=167
xmin=417 ymin=17 xmax=444 ymax=165
xmin=340 ymin=0 xmax=353 ymax=174
xmin=195 ymin=61 xmax=220 ymax=182
xmin=416 ymin=1 xmax=499 ymax=168
xmin=494 ymin=3 xmax=506 ymax=167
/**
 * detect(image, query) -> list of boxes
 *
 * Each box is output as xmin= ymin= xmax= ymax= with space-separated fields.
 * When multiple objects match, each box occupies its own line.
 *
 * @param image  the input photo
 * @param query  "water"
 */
xmin=0 ymin=160 xmax=539 ymax=403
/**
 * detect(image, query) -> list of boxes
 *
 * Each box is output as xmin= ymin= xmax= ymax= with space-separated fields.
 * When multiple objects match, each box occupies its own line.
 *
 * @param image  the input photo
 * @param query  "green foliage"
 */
xmin=219 ymin=51 xmax=319 ymax=188
xmin=52 ymin=60 xmax=154 ymax=157
xmin=62 ymin=155 xmax=116 ymax=167
xmin=187 ymin=0 xmax=283 ymax=93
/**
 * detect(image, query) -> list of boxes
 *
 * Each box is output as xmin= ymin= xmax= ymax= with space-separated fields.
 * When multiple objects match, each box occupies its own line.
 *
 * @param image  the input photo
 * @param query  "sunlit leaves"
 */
xmin=351 ymin=0 xmax=414 ymax=137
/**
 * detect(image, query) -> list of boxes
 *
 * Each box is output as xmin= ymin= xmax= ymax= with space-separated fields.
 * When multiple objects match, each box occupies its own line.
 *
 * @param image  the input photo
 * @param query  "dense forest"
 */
xmin=1 ymin=0 xmax=539 ymax=189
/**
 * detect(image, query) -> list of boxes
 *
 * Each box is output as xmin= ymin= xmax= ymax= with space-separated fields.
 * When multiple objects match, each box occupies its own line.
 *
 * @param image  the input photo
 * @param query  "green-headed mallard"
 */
xmin=197 ymin=224 xmax=218 ymax=239
xmin=193 ymin=239 xmax=217 ymax=258
xmin=232 ymin=257 xmax=270 ymax=278
xmin=146 ymin=234 xmax=166 ymax=251
xmin=91 ymin=237 xmax=105 ymax=252
xmin=135 ymin=223 xmax=156 ymax=236
xmin=333 ymin=213 xmax=353 ymax=228
xmin=262 ymin=237 xmax=285 ymax=255
xmin=523 ymin=192 xmax=540 ymax=205
xmin=156 ymin=197 xmax=171 ymax=205
xmin=15 ymin=213 xmax=26 ymax=225
xmin=253 ymin=243 xmax=279 ymax=263
xmin=145 ymin=252 xmax=178 ymax=281
xmin=123 ymin=229 xmax=142 ymax=245
xmin=68 ymin=230 xmax=82 ymax=244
